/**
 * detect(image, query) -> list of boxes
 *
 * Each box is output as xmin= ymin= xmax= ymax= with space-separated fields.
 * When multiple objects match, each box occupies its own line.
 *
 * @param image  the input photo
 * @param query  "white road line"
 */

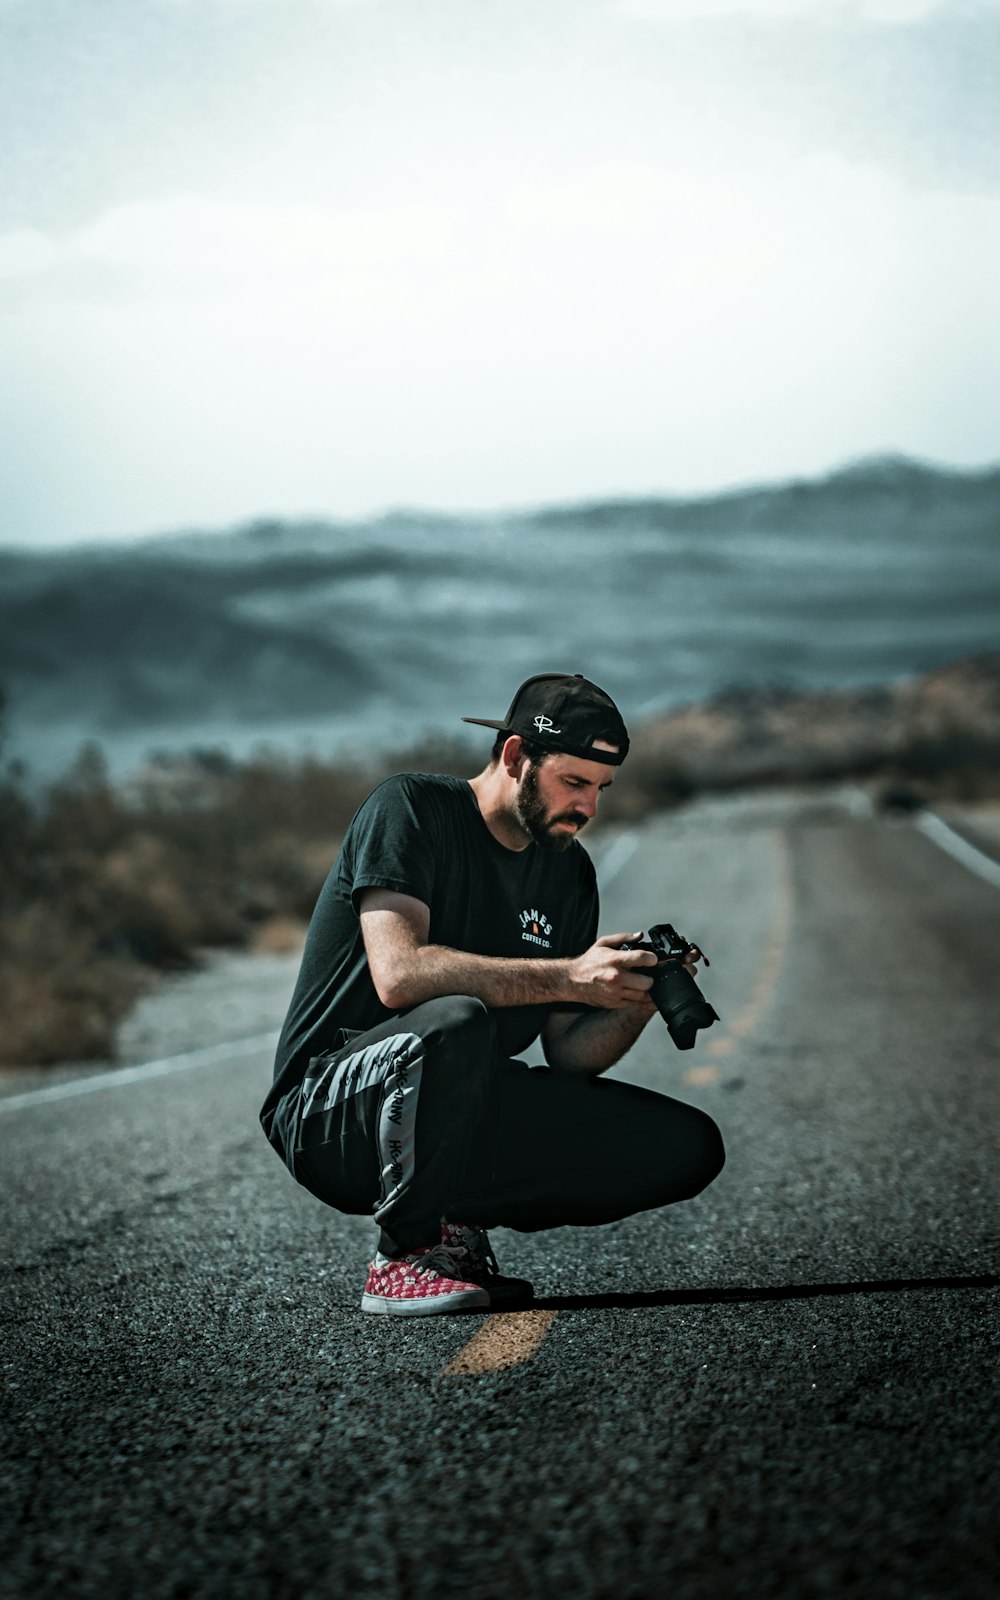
xmin=598 ymin=829 xmax=639 ymax=888
xmin=917 ymin=813 xmax=1000 ymax=890
xmin=0 ymin=1030 xmax=280 ymax=1116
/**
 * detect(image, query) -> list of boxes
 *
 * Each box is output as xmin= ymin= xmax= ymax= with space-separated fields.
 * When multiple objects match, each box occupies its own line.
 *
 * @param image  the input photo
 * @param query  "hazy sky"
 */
xmin=2 ymin=0 xmax=998 ymax=543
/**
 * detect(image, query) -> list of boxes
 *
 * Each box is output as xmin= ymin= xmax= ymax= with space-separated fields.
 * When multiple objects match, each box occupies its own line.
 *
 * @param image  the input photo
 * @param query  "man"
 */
xmin=260 ymin=672 xmax=725 ymax=1315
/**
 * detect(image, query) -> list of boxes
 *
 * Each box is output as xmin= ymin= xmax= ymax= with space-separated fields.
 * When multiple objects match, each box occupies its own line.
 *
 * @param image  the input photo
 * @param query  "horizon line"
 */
xmin=4 ymin=447 xmax=999 ymax=556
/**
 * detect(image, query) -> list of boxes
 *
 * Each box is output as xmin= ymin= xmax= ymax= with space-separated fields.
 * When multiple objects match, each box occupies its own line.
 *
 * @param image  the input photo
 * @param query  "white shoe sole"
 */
xmin=360 ymin=1286 xmax=489 ymax=1316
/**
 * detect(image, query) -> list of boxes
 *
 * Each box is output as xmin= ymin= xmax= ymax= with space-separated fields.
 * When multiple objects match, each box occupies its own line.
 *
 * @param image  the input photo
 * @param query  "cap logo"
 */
xmin=533 ymin=715 xmax=562 ymax=735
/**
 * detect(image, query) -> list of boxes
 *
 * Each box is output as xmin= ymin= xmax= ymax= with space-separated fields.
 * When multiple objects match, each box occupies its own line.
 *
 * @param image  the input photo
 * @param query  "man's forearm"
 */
xmin=543 ymin=1003 xmax=656 ymax=1076
xmin=363 ymin=898 xmax=659 ymax=1015
xmin=380 ymin=942 xmax=574 ymax=1011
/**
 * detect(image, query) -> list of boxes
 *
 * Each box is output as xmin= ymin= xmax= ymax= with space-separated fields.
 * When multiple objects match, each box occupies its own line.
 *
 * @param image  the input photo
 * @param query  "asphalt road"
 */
xmin=2 ymin=789 xmax=998 ymax=1600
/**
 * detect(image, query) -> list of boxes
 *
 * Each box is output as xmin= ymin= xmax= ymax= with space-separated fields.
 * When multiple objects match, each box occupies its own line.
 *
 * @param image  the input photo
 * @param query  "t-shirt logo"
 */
xmin=520 ymin=907 xmax=553 ymax=948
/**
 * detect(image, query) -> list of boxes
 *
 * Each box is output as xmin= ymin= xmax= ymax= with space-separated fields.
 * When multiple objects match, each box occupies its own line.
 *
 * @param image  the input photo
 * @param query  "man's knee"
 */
xmin=412 ymin=993 xmax=495 ymax=1049
xmin=433 ymin=993 xmax=494 ymax=1034
xmin=398 ymin=995 xmax=497 ymax=1083
xmin=400 ymin=996 xmax=497 ymax=1139
xmin=635 ymin=1101 xmax=726 ymax=1207
xmin=674 ymin=1107 xmax=726 ymax=1200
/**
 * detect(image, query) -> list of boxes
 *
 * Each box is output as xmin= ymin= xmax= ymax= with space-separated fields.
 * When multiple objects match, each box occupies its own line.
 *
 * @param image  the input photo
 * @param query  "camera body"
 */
xmin=621 ymin=923 xmax=720 ymax=1051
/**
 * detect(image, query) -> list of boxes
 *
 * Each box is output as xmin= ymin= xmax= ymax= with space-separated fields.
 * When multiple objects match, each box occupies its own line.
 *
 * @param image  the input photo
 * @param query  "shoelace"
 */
xmin=444 ymin=1226 xmax=500 ymax=1279
xmin=406 ymin=1244 xmax=467 ymax=1279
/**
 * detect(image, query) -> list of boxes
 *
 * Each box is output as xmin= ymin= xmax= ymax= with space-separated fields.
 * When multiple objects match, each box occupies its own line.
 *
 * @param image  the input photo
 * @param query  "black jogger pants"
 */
xmin=291 ymin=995 xmax=725 ymax=1256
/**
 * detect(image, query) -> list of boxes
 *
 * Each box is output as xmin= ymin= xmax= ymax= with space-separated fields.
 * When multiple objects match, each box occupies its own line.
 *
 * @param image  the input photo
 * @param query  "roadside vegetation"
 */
xmin=2 ymin=651 xmax=998 ymax=1070
xmin=0 ymin=726 xmax=476 ymax=1068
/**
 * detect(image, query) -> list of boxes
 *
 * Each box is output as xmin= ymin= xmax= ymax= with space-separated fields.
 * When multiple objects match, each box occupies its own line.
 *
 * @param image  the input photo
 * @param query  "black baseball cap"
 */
xmin=462 ymin=673 xmax=629 ymax=766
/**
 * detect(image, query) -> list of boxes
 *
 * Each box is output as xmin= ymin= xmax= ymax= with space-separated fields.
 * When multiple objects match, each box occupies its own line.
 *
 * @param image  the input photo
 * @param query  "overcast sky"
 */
xmin=1 ymin=0 xmax=998 ymax=544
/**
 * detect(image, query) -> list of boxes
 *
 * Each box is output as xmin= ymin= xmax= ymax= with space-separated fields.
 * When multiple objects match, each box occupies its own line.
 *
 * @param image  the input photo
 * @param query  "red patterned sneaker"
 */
xmin=441 ymin=1222 xmax=534 ymax=1308
xmin=360 ymin=1245 xmax=490 ymax=1316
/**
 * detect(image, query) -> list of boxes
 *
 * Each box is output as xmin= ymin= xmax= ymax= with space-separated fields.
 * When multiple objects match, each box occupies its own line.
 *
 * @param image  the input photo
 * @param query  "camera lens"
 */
xmin=650 ymin=966 xmax=720 ymax=1051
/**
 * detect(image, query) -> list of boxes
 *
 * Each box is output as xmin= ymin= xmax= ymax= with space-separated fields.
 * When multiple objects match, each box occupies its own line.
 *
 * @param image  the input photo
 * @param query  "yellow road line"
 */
xmin=720 ymin=830 xmax=793 ymax=1043
xmin=683 ymin=829 xmax=793 ymax=1079
xmin=442 ymin=1310 xmax=558 ymax=1376
xmin=683 ymin=1064 xmax=721 ymax=1085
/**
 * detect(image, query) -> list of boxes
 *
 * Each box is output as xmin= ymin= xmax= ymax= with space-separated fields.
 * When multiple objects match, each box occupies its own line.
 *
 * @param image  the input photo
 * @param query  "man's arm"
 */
xmin=541 ymin=1001 xmax=657 ymax=1077
xmin=358 ymin=889 xmax=658 ymax=1012
xmin=541 ymin=939 xmax=710 ymax=1076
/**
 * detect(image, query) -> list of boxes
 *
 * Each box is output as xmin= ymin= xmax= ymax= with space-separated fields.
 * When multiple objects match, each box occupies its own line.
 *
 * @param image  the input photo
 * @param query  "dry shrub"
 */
xmin=251 ymin=916 xmax=307 ymax=955
xmin=0 ymin=908 xmax=145 ymax=1066
xmin=0 ymin=729 xmax=479 ymax=1068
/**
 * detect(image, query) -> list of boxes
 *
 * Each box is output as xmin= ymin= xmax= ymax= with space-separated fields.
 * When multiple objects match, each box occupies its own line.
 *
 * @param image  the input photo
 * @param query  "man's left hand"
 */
xmin=682 ymin=944 xmax=709 ymax=976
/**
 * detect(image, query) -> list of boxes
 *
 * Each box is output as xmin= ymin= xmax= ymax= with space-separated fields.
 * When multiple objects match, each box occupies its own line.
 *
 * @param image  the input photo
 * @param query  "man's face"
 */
xmin=514 ymin=749 xmax=616 ymax=851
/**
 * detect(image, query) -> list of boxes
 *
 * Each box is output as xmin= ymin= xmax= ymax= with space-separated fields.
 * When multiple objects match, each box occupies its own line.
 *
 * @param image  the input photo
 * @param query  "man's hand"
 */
xmin=681 ymin=943 xmax=708 ymax=977
xmin=566 ymin=932 xmax=660 ymax=1011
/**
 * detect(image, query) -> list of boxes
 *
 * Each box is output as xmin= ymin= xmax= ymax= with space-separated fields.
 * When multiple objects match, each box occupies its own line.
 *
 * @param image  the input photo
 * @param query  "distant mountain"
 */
xmin=2 ymin=454 xmax=999 ymax=778
xmin=519 ymin=454 xmax=1000 ymax=534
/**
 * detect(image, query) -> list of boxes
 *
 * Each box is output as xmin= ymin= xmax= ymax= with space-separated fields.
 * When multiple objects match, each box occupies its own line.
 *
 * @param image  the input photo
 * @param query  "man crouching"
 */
xmin=260 ymin=672 xmax=724 ymax=1314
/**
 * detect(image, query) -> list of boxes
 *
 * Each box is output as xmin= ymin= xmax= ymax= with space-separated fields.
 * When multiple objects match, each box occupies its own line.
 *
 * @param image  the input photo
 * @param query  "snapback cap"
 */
xmin=462 ymin=673 xmax=629 ymax=766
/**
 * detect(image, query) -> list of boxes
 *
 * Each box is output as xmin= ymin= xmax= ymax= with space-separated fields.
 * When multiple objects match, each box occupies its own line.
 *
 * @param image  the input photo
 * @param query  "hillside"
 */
xmin=2 ymin=453 xmax=999 ymax=777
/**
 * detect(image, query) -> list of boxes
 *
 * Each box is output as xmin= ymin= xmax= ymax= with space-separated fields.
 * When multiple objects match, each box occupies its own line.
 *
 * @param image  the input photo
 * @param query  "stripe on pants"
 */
xmin=373 ymin=1036 xmax=425 ymax=1224
xmin=299 ymin=1031 xmax=422 ymax=1121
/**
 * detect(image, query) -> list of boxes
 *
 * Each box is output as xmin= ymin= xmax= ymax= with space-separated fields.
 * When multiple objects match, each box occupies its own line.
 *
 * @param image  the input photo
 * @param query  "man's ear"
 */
xmin=502 ymin=734 xmax=527 ymax=780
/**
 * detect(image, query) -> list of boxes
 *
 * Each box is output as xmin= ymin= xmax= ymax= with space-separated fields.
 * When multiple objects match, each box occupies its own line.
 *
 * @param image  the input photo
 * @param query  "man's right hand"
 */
xmin=566 ymin=933 xmax=660 ymax=1010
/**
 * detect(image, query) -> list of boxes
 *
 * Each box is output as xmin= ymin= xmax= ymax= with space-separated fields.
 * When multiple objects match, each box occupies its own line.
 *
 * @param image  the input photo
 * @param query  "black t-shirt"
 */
xmin=261 ymin=772 xmax=599 ymax=1149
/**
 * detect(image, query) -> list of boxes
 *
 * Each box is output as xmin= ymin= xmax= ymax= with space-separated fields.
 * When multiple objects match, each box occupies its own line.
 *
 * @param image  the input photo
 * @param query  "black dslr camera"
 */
xmin=621 ymin=923 xmax=720 ymax=1051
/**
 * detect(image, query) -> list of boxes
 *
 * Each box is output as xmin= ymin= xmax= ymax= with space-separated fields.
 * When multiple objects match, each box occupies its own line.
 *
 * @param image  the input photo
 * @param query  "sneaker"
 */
xmin=441 ymin=1221 xmax=534 ymax=1308
xmin=360 ymin=1244 xmax=490 ymax=1316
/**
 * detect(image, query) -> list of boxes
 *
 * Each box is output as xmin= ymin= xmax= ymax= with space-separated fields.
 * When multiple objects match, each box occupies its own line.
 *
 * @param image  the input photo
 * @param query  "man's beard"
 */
xmin=514 ymin=762 xmax=586 ymax=852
